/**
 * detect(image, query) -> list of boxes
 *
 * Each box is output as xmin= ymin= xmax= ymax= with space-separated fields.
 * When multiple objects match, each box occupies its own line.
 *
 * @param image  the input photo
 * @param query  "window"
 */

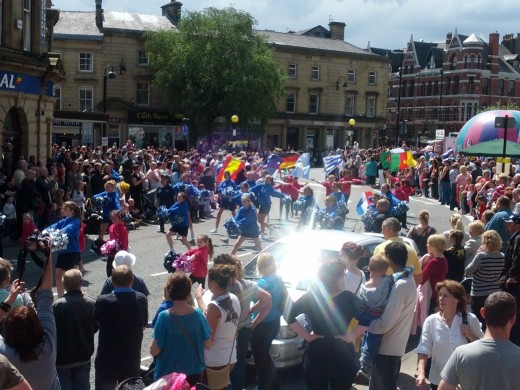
xmin=450 ymin=55 xmax=457 ymax=70
xmin=345 ymin=96 xmax=355 ymax=116
xmin=136 ymin=82 xmax=150 ymax=105
xmin=452 ymin=77 xmax=459 ymax=95
xmin=426 ymin=81 xmax=432 ymax=96
xmin=79 ymin=87 xmax=93 ymax=111
xmin=79 ymin=53 xmax=93 ymax=72
xmin=468 ymin=77 xmax=474 ymax=94
xmin=445 ymin=77 xmax=451 ymax=95
xmin=138 ymin=51 xmax=149 ymax=65
xmin=499 ymin=79 xmax=504 ymax=96
xmin=407 ymin=80 xmax=415 ymax=97
xmin=309 ymin=94 xmax=319 ymax=114
xmin=367 ymin=97 xmax=376 ymax=117
xmin=288 ymin=64 xmax=297 ymax=78
xmin=368 ymin=72 xmax=377 ymax=85
xmin=23 ymin=0 xmax=31 ymax=51
xmin=286 ymin=93 xmax=296 ymax=113
xmin=347 ymin=69 xmax=356 ymax=83
xmin=482 ymin=78 xmax=489 ymax=95
xmin=508 ymin=80 xmax=515 ymax=97
xmin=311 ymin=66 xmax=320 ymax=80
xmin=53 ymin=85 xmax=62 ymax=110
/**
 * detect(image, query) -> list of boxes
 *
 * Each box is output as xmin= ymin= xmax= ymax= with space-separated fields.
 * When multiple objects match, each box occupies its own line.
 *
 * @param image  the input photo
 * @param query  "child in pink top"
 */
xmin=187 ymin=234 xmax=213 ymax=288
xmin=105 ymin=210 xmax=129 ymax=277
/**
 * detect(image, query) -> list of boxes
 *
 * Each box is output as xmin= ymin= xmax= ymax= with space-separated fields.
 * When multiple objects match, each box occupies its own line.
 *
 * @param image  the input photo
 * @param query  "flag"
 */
xmin=257 ymin=154 xmax=283 ymax=175
xmin=323 ymin=155 xmax=343 ymax=175
xmin=216 ymin=156 xmax=245 ymax=182
xmin=291 ymin=153 xmax=311 ymax=179
xmin=405 ymin=151 xmax=417 ymax=168
xmin=390 ymin=153 xmax=401 ymax=172
xmin=278 ymin=154 xmax=300 ymax=170
xmin=356 ymin=191 xmax=373 ymax=216
xmin=380 ymin=151 xmax=391 ymax=170
xmin=442 ymin=148 xmax=454 ymax=159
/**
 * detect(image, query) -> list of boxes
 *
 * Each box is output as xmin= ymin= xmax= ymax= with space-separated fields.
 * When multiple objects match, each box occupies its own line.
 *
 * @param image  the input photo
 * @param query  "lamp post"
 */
xmin=395 ymin=67 xmax=403 ymax=146
xmin=348 ymin=118 xmax=356 ymax=147
xmin=103 ymin=65 xmax=116 ymax=140
xmin=231 ymin=115 xmax=238 ymax=149
xmin=439 ymin=68 xmax=444 ymax=127
xmin=336 ymin=76 xmax=348 ymax=91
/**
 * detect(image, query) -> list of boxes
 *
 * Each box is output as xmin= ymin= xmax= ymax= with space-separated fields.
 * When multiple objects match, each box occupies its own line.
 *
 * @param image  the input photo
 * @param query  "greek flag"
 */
xmin=323 ymin=155 xmax=343 ymax=175
xmin=442 ymin=148 xmax=454 ymax=159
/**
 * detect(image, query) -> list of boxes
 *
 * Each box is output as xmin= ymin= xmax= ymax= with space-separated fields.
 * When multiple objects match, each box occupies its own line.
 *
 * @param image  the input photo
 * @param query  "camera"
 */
xmin=26 ymin=229 xmax=42 ymax=252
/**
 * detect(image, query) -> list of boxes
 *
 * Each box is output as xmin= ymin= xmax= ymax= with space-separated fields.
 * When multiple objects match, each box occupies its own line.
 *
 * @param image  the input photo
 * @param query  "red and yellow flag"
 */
xmin=278 ymin=154 xmax=300 ymax=170
xmin=217 ymin=156 xmax=245 ymax=182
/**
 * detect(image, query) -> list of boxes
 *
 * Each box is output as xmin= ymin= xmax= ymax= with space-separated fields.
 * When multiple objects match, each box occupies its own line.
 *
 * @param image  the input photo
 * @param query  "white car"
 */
xmin=243 ymin=229 xmax=418 ymax=368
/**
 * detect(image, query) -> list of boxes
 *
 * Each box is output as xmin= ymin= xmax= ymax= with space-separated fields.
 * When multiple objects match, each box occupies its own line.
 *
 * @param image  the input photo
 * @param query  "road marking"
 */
xmin=150 ymin=271 xmax=168 ymax=277
xmin=141 ymin=356 xmax=152 ymax=362
xmin=237 ymin=252 xmax=252 ymax=257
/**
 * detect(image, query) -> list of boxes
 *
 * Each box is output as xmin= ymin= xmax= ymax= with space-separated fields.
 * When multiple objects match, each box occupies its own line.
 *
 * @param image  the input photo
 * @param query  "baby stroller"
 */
xmin=84 ymin=198 xmax=103 ymax=235
xmin=142 ymin=189 xmax=158 ymax=222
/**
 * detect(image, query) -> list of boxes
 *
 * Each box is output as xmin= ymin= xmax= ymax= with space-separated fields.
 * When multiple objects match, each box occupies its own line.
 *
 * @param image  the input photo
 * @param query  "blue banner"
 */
xmin=0 ymin=70 xmax=54 ymax=96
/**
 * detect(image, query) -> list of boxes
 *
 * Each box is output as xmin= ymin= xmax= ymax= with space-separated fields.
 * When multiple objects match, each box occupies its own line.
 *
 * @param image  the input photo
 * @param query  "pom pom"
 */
xmin=281 ymin=196 xmax=292 ymax=206
xmin=224 ymin=218 xmax=240 ymax=238
xmin=156 ymin=205 xmax=170 ymax=219
xmin=0 ymin=213 xmax=6 ymax=227
xmin=173 ymin=253 xmax=192 ymax=273
xmin=41 ymin=228 xmax=69 ymax=252
xmin=198 ymin=189 xmax=212 ymax=202
xmin=391 ymin=201 xmax=409 ymax=217
xmin=100 ymin=239 xmax=121 ymax=256
xmin=170 ymin=215 xmax=186 ymax=226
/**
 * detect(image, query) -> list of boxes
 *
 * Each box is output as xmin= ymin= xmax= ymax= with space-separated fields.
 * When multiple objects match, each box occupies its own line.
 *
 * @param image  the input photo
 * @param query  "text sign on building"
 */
xmin=494 ymin=116 xmax=517 ymax=128
xmin=0 ymin=71 xmax=54 ymax=96
xmin=435 ymin=129 xmax=445 ymax=139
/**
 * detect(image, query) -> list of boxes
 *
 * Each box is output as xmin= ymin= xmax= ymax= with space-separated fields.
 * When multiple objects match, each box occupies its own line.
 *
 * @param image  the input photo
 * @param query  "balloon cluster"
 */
xmin=41 ymin=228 xmax=69 ymax=252
xmin=100 ymin=239 xmax=121 ymax=257
xmin=173 ymin=253 xmax=192 ymax=273
xmin=224 ymin=217 xmax=240 ymax=238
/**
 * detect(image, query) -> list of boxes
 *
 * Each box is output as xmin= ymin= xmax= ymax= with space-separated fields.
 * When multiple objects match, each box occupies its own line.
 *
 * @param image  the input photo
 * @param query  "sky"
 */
xmin=51 ymin=0 xmax=520 ymax=49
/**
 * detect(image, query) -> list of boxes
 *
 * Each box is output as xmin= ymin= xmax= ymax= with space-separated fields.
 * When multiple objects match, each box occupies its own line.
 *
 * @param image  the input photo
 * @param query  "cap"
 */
xmin=504 ymin=214 xmax=520 ymax=224
xmin=113 ymin=250 xmax=137 ymax=268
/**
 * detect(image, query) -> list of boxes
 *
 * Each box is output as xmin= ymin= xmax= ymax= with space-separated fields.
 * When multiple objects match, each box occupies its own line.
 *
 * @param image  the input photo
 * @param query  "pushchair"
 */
xmin=141 ymin=189 xmax=158 ymax=222
xmin=84 ymin=198 xmax=103 ymax=235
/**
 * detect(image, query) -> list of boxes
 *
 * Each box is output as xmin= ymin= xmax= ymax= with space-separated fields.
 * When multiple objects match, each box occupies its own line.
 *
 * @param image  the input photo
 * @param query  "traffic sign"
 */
xmin=182 ymin=124 xmax=189 ymax=136
xmin=495 ymin=116 xmax=517 ymax=128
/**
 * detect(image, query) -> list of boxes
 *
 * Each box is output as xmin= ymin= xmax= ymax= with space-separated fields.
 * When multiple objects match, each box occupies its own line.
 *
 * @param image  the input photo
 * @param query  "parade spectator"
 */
xmin=0 ymin=243 xmax=60 ymax=389
xmin=416 ymin=280 xmax=484 ymax=390
xmin=286 ymin=260 xmax=360 ymax=389
xmin=13 ymin=160 xmax=28 ymax=190
xmin=463 ymin=220 xmax=485 ymax=271
xmin=365 ymin=157 xmax=378 ymax=185
xmin=499 ymin=214 xmax=520 ymax=345
xmin=421 ymin=234 xmax=449 ymax=314
xmin=151 ymin=272 xmax=211 ymax=385
xmin=211 ymin=254 xmax=272 ymax=390
xmin=443 ymin=214 xmax=469 ymax=246
xmin=129 ymin=164 xmax=145 ymax=214
xmin=0 ymin=354 xmax=32 ymax=389
xmin=374 ymin=217 xmax=422 ymax=285
xmin=439 ymin=292 xmax=520 ymax=390
xmin=53 ymin=269 xmax=98 ymax=389
xmin=439 ymin=160 xmax=451 ymax=206
xmin=444 ymin=230 xmax=466 ymax=282
xmin=94 ymin=265 xmax=148 ymax=389
xmin=466 ymin=230 xmax=505 ymax=331
xmin=485 ymin=196 xmax=513 ymax=252
xmin=407 ymin=210 xmax=437 ymax=256
xmin=371 ymin=198 xmax=392 ymax=234
xmin=100 ymin=250 xmax=149 ymax=296
xmin=339 ymin=241 xmax=367 ymax=294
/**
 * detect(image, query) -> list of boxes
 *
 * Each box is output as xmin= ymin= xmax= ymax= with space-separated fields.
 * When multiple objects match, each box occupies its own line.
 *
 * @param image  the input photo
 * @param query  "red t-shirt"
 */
xmin=109 ymin=223 xmax=129 ymax=251
xmin=21 ymin=223 xmax=38 ymax=249
xmin=338 ymin=178 xmax=352 ymax=195
xmin=320 ymin=181 xmax=334 ymax=196
xmin=188 ymin=245 xmax=209 ymax=278
xmin=422 ymin=256 xmax=448 ymax=298
xmin=393 ymin=189 xmax=409 ymax=202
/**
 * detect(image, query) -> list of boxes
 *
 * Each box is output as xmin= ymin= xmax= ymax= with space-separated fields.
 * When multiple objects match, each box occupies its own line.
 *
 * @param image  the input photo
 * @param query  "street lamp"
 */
xmin=231 ymin=115 xmax=238 ymax=149
xmin=439 ymin=68 xmax=444 ymax=127
xmin=392 ymin=50 xmax=405 ymax=146
xmin=336 ymin=76 xmax=348 ymax=91
xmin=103 ymin=65 xmax=116 ymax=139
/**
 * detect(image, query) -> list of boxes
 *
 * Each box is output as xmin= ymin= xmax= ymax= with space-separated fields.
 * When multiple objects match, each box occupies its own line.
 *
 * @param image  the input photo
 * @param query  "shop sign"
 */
xmin=52 ymin=120 xmax=82 ymax=127
xmin=128 ymin=110 xmax=178 ymax=125
xmin=0 ymin=70 xmax=54 ymax=96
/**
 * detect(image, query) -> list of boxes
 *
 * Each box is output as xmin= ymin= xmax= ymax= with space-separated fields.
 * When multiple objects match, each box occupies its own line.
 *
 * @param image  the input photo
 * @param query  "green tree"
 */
xmin=478 ymin=100 xmax=520 ymax=113
xmin=144 ymin=7 xmax=286 ymax=140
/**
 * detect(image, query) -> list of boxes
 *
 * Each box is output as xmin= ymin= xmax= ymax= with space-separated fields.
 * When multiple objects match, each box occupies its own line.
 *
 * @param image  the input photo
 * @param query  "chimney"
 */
xmin=445 ymin=32 xmax=452 ymax=46
xmin=95 ymin=0 xmax=103 ymax=30
xmin=488 ymin=32 xmax=500 ymax=74
xmin=161 ymin=1 xmax=183 ymax=27
xmin=329 ymin=22 xmax=346 ymax=41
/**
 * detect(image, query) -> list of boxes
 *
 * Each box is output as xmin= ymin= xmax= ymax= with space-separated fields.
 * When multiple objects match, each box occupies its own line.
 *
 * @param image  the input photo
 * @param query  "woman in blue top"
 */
xmin=150 ymin=272 xmax=211 ymax=386
xmin=251 ymin=253 xmax=286 ymax=390
xmin=211 ymin=171 xmax=238 ymax=234
xmin=45 ymin=201 xmax=81 ymax=298
xmin=93 ymin=180 xmax=120 ymax=241
xmin=230 ymin=195 xmax=262 ymax=255
xmin=165 ymin=192 xmax=191 ymax=254
xmin=251 ymin=175 xmax=285 ymax=239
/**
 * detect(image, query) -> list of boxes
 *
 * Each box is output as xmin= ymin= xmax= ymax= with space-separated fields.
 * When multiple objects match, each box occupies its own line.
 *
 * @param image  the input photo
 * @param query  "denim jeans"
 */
xmin=360 ymin=332 xmax=383 ymax=370
xmin=368 ymin=354 xmax=401 ymax=390
xmin=250 ymin=319 xmax=281 ymax=390
xmin=440 ymin=181 xmax=451 ymax=205
xmin=57 ymin=362 xmax=91 ymax=390
xmin=231 ymin=326 xmax=252 ymax=390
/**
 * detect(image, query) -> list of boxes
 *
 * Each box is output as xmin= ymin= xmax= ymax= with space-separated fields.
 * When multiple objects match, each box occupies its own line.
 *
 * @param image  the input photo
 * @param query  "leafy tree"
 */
xmin=478 ymin=100 xmax=520 ymax=113
xmin=144 ymin=7 xmax=286 ymax=139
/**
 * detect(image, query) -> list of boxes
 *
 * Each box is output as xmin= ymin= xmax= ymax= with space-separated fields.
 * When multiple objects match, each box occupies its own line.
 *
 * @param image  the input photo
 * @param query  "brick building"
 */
xmin=372 ymin=30 xmax=520 ymax=146
xmin=0 ymin=0 xmax=62 ymax=173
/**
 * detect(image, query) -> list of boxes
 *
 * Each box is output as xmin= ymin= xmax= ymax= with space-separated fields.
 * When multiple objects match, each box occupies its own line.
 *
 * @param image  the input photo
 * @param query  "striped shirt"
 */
xmin=465 ymin=251 xmax=505 ymax=296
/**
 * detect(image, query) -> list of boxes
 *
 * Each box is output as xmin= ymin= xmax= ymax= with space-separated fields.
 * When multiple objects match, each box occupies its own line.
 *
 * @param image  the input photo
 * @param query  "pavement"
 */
xmin=1 ymin=168 xmax=467 ymax=389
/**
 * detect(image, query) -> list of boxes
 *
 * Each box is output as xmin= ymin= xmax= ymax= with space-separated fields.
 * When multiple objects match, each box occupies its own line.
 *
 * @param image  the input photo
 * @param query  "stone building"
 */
xmin=0 ymin=0 xmax=62 ymax=173
xmin=262 ymin=23 xmax=389 ymax=151
xmin=52 ymin=0 xmax=184 ymax=149
xmin=373 ymin=30 xmax=520 ymax=146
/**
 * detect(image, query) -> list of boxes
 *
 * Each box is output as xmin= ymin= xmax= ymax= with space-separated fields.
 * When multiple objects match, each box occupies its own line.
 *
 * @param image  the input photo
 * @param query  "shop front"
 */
xmin=52 ymin=111 xmax=108 ymax=148
xmin=128 ymin=110 xmax=184 ymax=149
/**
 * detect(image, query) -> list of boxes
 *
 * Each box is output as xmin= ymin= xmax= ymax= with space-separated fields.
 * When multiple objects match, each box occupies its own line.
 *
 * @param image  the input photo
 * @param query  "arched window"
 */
xmin=477 ymin=55 xmax=482 ymax=69
xmin=464 ymin=55 xmax=468 ymax=69
xmin=450 ymin=55 xmax=457 ymax=70
xmin=427 ymin=81 xmax=432 ymax=96
xmin=445 ymin=77 xmax=451 ymax=95
xmin=453 ymin=76 xmax=460 ymax=95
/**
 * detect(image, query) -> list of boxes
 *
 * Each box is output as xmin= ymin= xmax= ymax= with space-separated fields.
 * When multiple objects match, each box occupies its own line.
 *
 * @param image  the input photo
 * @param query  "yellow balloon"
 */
xmin=349 ymin=118 xmax=356 ymax=126
xmin=231 ymin=115 xmax=239 ymax=123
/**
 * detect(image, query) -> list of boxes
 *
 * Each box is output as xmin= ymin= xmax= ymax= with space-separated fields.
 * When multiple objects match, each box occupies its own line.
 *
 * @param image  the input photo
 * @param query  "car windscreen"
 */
xmin=243 ymin=241 xmax=339 ymax=291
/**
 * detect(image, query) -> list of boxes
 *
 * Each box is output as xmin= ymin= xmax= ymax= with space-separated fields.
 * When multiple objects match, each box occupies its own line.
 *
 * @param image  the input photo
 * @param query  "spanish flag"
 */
xmin=278 ymin=154 xmax=300 ymax=170
xmin=217 ymin=155 xmax=245 ymax=182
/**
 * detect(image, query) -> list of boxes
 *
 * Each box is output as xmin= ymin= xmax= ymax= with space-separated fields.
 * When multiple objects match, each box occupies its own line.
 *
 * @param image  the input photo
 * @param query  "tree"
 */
xmin=144 ymin=7 xmax=286 ymax=140
xmin=478 ymin=100 xmax=520 ymax=113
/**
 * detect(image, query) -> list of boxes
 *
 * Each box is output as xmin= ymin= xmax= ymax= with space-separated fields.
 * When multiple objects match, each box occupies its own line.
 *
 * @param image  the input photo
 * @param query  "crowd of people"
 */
xmin=0 ymin=139 xmax=519 ymax=390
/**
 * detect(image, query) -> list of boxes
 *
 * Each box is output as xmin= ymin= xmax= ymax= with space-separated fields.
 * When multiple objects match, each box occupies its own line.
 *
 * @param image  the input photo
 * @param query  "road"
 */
xmin=3 ymin=168 xmax=471 ymax=388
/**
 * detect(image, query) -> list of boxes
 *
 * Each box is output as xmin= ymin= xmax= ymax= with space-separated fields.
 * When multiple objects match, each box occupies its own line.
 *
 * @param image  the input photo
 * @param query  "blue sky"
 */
xmin=51 ymin=0 xmax=520 ymax=49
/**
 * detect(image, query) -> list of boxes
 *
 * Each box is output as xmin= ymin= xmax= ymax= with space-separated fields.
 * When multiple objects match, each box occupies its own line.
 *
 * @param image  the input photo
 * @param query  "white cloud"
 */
xmin=51 ymin=0 xmax=520 ymax=49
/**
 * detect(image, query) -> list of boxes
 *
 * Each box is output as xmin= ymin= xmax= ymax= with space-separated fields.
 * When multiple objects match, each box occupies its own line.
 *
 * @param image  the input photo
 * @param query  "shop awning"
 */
xmin=53 ymin=110 xmax=109 ymax=124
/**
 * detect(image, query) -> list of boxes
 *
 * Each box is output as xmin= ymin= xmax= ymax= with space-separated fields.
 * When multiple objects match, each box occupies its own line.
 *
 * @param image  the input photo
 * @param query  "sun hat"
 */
xmin=112 ymin=250 xmax=136 ymax=268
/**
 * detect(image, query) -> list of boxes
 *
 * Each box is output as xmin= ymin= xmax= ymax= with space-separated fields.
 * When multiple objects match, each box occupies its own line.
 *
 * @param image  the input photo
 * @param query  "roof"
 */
xmin=53 ymin=10 xmax=174 ymax=40
xmin=463 ymin=33 xmax=485 ymax=45
xmin=259 ymin=30 xmax=382 ymax=58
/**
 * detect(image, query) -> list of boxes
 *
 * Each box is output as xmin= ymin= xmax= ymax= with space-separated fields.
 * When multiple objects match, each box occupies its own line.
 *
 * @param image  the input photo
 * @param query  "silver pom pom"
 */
xmin=41 ymin=228 xmax=69 ymax=252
